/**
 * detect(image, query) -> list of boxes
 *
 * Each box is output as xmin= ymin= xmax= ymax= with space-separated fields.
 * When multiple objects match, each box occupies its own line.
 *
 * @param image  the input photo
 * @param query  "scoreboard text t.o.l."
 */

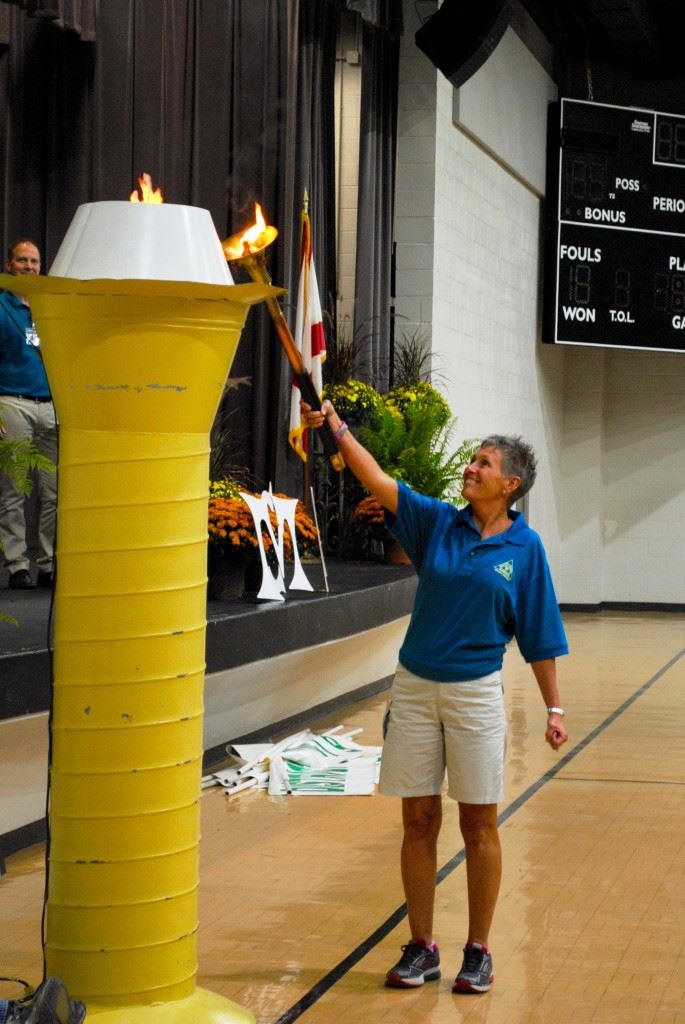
xmin=544 ymin=98 xmax=685 ymax=354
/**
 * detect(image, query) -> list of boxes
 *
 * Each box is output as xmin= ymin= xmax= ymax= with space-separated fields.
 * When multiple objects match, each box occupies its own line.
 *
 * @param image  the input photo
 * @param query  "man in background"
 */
xmin=0 ymin=239 xmax=57 ymax=589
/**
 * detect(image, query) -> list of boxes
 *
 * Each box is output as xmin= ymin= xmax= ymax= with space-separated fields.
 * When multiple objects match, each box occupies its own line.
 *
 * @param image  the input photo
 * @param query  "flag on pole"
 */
xmin=289 ymin=197 xmax=326 ymax=461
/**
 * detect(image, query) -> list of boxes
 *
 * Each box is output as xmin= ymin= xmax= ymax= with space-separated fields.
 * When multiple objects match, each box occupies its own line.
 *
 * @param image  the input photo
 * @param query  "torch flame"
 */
xmin=130 ymin=173 xmax=164 ymax=204
xmin=222 ymin=203 xmax=278 ymax=261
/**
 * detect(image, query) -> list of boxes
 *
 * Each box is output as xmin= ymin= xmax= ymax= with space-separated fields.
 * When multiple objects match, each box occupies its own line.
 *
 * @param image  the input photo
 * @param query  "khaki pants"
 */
xmin=0 ymin=395 xmax=58 ymax=573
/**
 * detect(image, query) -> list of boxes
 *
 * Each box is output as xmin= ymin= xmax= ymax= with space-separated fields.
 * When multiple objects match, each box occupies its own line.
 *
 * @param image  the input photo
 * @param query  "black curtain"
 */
xmin=270 ymin=0 xmax=338 ymax=488
xmin=0 ymin=0 xmax=340 ymax=492
xmin=0 ymin=0 xmax=95 ymax=40
xmin=352 ymin=10 xmax=400 ymax=391
xmin=346 ymin=0 xmax=402 ymax=35
xmin=0 ymin=0 xmax=401 ymax=488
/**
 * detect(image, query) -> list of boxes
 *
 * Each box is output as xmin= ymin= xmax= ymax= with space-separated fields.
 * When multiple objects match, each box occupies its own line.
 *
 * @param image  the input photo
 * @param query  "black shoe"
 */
xmin=385 ymin=939 xmax=441 ymax=988
xmin=8 ymin=570 xmax=35 ymax=590
xmin=4 ymin=977 xmax=86 ymax=1024
xmin=452 ymin=941 xmax=494 ymax=993
xmin=36 ymin=570 xmax=54 ymax=589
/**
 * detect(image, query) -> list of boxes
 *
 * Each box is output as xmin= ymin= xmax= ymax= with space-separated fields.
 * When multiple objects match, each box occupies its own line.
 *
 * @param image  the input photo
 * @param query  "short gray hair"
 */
xmin=479 ymin=434 xmax=537 ymax=506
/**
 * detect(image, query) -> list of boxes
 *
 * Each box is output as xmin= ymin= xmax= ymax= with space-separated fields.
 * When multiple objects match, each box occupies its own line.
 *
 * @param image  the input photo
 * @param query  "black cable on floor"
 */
xmin=39 ymin=504 xmax=58 ymax=987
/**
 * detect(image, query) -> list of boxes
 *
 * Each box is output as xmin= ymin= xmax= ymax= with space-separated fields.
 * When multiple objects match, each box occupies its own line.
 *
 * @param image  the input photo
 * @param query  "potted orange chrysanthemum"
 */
xmin=207 ymin=480 xmax=319 ymax=599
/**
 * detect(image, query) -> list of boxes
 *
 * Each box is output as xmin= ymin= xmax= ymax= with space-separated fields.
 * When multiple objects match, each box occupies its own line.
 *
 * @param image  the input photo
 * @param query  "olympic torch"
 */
xmin=222 ymin=206 xmax=344 ymax=472
xmin=0 ymin=180 xmax=278 ymax=1024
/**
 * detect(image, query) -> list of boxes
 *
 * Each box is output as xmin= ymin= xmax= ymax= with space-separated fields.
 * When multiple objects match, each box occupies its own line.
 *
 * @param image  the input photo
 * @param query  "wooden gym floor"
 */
xmin=0 ymin=611 xmax=683 ymax=1023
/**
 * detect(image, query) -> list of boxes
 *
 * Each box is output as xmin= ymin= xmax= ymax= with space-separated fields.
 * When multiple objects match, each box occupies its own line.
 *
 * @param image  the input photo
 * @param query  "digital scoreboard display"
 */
xmin=544 ymin=98 xmax=685 ymax=353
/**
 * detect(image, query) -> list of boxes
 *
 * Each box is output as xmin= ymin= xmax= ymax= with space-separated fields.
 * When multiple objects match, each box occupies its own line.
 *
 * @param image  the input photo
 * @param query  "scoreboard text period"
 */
xmin=544 ymin=98 xmax=685 ymax=353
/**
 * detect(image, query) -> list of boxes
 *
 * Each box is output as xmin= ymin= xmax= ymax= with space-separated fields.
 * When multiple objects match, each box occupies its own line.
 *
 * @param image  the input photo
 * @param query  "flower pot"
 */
xmin=384 ymin=539 xmax=412 ymax=566
xmin=207 ymin=558 xmax=246 ymax=600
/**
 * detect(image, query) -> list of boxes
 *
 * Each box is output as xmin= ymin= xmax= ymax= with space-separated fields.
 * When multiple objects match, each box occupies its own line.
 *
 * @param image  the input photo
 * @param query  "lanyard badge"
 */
xmin=25 ymin=323 xmax=40 ymax=348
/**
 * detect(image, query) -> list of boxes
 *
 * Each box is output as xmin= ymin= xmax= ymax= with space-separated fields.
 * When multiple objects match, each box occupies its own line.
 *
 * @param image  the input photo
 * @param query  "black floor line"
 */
xmin=272 ymin=647 xmax=685 ymax=1024
xmin=556 ymin=776 xmax=684 ymax=786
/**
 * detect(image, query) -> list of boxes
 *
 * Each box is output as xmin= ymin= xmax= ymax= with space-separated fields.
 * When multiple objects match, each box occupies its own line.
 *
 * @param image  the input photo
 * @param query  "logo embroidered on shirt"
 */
xmin=494 ymin=560 xmax=514 ymax=581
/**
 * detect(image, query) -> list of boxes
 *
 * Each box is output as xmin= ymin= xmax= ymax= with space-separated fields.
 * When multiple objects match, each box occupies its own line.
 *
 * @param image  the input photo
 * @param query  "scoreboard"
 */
xmin=544 ymin=98 xmax=685 ymax=353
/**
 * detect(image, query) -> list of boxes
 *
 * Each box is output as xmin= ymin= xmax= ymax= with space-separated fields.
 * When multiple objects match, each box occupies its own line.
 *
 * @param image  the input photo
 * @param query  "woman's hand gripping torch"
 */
xmin=222 ymin=206 xmax=344 ymax=472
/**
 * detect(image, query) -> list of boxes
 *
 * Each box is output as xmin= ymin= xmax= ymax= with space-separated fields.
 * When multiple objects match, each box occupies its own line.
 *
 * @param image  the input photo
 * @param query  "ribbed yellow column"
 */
xmin=3 ymin=276 xmax=277 ymax=1022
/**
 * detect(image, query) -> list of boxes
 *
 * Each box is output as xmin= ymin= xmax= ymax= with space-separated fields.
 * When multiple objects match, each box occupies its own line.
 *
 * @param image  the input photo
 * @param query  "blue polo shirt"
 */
xmin=0 ymin=290 xmax=50 ymax=398
xmin=388 ymin=483 xmax=568 ymax=682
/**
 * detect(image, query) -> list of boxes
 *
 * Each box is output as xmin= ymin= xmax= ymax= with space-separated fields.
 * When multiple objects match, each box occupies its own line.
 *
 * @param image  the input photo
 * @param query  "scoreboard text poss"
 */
xmin=544 ymin=98 xmax=685 ymax=353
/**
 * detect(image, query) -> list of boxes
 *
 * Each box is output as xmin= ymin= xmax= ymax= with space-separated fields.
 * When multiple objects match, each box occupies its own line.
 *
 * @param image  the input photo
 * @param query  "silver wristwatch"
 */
xmin=546 ymin=706 xmax=565 ymax=716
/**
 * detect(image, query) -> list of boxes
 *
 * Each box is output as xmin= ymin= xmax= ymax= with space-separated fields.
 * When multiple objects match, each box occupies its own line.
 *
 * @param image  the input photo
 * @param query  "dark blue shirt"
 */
xmin=0 ymin=290 xmax=50 ymax=398
xmin=388 ymin=483 xmax=569 ymax=682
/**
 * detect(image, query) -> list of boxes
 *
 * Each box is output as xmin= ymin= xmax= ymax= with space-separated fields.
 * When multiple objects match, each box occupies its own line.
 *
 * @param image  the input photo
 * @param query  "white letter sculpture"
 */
xmin=240 ymin=486 xmax=314 ymax=601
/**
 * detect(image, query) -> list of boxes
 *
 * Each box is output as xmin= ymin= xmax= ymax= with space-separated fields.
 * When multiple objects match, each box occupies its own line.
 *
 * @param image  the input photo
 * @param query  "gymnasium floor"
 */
xmin=1 ymin=611 xmax=683 ymax=1024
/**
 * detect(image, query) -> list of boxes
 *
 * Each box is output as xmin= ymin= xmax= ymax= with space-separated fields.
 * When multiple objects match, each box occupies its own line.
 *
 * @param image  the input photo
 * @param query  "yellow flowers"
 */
xmin=209 ymin=479 xmax=242 ymax=500
xmin=386 ymin=382 xmax=451 ymax=427
xmin=323 ymin=380 xmax=385 ymax=424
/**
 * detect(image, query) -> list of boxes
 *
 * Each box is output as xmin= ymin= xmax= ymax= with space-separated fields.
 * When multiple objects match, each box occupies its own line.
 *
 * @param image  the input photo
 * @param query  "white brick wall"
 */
xmin=397 ymin=0 xmax=685 ymax=604
xmin=397 ymin=5 xmax=566 ymax=574
xmin=558 ymin=345 xmax=685 ymax=605
xmin=600 ymin=349 xmax=685 ymax=603
xmin=559 ymin=347 xmax=605 ymax=603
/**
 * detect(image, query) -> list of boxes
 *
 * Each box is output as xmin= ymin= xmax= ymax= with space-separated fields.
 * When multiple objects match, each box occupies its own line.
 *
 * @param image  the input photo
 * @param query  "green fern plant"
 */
xmin=359 ymin=400 xmax=479 ymax=504
xmin=0 ymin=436 xmax=54 ymax=497
xmin=1 ymin=404 xmax=56 ymax=626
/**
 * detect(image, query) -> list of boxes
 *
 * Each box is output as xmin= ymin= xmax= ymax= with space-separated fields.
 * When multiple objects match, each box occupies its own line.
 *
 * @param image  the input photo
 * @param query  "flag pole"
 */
xmin=223 ymin=208 xmax=343 ymax=473
xmin=301 ymin=190 xmax=311 ymax=509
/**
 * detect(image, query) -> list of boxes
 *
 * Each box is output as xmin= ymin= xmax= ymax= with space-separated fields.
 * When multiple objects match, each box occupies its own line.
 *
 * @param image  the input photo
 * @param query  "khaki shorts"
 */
xmin=379 ymin=665 xmax=506 ymax=804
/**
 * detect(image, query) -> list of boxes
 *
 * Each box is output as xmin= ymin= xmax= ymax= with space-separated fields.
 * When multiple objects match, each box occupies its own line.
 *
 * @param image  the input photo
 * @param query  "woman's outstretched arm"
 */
xmin=301 ymin=400 xmax=398 ymax=514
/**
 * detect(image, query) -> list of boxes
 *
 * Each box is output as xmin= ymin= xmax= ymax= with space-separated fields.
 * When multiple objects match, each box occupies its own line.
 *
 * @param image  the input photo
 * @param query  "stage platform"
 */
xmin=0 ymin=559 xmax=416 ymax=861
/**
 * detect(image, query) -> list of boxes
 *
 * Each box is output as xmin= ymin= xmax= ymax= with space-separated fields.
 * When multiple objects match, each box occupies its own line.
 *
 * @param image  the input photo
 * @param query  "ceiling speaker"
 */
xmin=415 ymin=0 xmax=514 ymax=89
